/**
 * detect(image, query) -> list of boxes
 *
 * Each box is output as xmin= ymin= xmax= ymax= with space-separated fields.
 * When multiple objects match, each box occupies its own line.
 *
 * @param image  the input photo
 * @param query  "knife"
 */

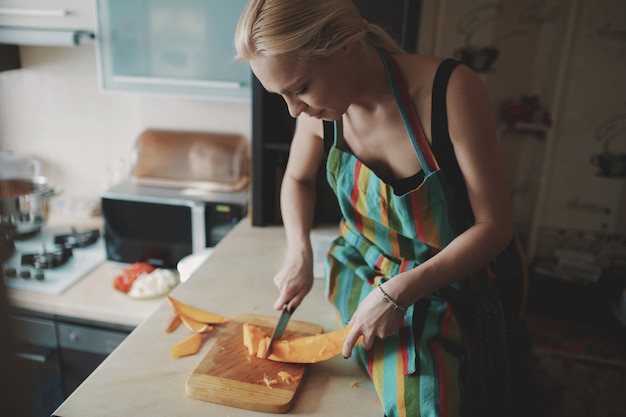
xmin=263 ymin=304 xmax=295 ymax=358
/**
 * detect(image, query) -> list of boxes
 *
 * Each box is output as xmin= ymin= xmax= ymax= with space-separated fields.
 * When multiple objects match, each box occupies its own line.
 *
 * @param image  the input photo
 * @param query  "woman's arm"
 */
xmin=397 ymin=63 xmax=514 ymax=300
xmin=273 ymin=115 xmax=326 ymax=311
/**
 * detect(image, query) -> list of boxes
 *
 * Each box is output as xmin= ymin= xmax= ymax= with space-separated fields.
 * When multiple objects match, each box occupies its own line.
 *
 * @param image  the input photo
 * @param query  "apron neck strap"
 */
xmin=376 ymin=47 xmax=439 ymax=174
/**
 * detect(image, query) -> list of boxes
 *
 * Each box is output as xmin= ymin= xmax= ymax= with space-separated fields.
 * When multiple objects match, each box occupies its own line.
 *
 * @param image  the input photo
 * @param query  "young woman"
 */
xmin=236 ymin=1 xmax=513 ymax=415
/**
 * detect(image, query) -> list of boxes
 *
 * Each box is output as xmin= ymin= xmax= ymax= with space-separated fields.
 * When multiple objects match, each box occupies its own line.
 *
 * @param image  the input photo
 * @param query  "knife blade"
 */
xmin=263 ymin=304 xmax=295 ymax=359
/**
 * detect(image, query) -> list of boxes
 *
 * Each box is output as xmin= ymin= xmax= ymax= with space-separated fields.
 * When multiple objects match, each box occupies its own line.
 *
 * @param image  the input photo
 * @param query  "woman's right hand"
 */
xmin=272 ymin=249 xmax=314 ymax=311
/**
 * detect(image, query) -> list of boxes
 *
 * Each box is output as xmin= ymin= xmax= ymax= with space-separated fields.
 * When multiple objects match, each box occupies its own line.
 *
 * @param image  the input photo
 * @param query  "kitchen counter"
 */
xmin=8 ymin=261 xmax=164 ymax=327
xmin=52 ymin=220 xmax=382 ymax=417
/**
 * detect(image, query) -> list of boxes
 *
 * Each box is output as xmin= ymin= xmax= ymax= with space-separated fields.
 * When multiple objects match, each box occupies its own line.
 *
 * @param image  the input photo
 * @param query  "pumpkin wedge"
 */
xmin=180 ymin=314 xmax=214 ymax=333
xmin=165 ymin=314 xmax=182 ymax=333
xmin=242 ymin=323 xmax=268 ymax=356
xmin=166 ymin=295 xmax=229 ymax=324
xmin=171 ymin=332 xmax=203 ymax=358
xmin=242 ymin=323 xmax=360 ymax=364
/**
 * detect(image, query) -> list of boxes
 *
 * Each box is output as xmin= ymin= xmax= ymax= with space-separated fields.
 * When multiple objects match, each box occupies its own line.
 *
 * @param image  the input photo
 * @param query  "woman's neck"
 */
xmin=346 ymin=42 xmax=396 ymax=118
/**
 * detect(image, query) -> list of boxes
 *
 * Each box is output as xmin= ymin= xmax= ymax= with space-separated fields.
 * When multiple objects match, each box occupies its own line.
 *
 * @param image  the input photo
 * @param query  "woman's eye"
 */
xmin=294 ymin=85 xmax=307 ymax=97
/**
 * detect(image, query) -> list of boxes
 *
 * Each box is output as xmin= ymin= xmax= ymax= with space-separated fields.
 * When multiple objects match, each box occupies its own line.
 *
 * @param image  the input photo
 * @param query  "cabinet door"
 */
xmin=0 ymin=0 xmax=94 ymax=30
xmin=95 ymin=0 xmax=251 ymax=101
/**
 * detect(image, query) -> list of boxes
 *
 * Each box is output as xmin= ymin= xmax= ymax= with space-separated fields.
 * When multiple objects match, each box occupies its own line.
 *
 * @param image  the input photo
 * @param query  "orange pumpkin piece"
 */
xmin=171 ymin=332 xmax=203 ymax=358
xmin=166 ymin=295 xmax=229 ymax=324
xmin=242 ymin=323 xmax=268 ymax=356
xmin=180 ymin=314 xmax=214 ymax=333
xmin=165 ymin=314 xmax=182 ymax=333
xmin=242 ymin=324 xmax=360 ymax=364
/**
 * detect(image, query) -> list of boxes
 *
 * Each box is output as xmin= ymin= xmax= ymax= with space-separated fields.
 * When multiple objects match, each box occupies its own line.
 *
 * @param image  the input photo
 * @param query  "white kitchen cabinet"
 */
xmin=0 ymin=0 xmax=94 ymax=30
xmin=94 ymin=0 xmax=251 ymax=102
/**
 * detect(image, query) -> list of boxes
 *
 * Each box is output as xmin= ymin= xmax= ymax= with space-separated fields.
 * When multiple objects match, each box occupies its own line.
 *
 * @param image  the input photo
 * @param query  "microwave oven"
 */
xmin=101 ymin=180 xmax=248 ymax=268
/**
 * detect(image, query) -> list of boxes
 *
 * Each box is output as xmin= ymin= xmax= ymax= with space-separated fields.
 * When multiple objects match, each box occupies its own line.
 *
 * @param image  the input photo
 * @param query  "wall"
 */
xmin=419 ymin=0 xmax=626 ymax=267
xmin=0 ymin=44 xmax=251 ymax=206
xmin=534 ymin=0 xmax=626 ymax=261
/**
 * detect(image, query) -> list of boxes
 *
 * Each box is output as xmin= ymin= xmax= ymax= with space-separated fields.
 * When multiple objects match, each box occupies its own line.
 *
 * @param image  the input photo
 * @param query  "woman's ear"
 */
xmin=343 ymin=40 xmax=357 ymax=55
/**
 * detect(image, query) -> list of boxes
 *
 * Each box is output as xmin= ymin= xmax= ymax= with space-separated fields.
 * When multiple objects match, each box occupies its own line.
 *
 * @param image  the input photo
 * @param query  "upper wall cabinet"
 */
xmin=0 ymin=0 xmax=94 ymax=30
xmin=95 ymin=0 xmax=251 ymax=102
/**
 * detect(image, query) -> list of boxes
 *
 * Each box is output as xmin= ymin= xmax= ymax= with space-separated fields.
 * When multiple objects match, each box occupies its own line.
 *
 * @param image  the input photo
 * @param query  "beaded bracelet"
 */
xmin=377 ymin=284 xmax=407 ymax=312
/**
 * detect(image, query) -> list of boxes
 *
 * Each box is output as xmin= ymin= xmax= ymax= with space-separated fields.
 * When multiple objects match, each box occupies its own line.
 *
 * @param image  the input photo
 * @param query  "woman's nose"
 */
xmin=284 ymin=96 xmax=307 ymax=118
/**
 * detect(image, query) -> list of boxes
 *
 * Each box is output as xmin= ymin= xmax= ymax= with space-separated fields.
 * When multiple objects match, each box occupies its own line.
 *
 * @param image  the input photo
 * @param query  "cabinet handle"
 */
xmin=112 ymin=75 xmax=242 ymax=90
xmin=0 ymin=8 xmax=69 ymax=17
xmin=0 ymin=28 xmax=94 ymax=46
xmin=17 ymin=350 xmax=53 ymax=363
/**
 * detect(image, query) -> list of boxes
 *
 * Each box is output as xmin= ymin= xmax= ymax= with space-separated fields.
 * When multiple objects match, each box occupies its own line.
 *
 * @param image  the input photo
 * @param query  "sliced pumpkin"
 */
xmin=165 ymin=314 xmax=182 ymax=333
xmin=242 ymin=323 xmax=268 ymax=356
xmin=180 ymin=314 xmax=214 ymax=333
xmin=166 ymin=295 xmax=229 ymax=324
xmin=171 ymin=332 xmax=203 ymax=358
xmin=242 ymin=323 xmax=361 ymax=364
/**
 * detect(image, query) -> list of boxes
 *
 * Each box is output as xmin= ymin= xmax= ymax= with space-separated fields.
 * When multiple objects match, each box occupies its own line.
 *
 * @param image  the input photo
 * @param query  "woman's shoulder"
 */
xmin=390 ymin=54 xmax=443 ymax=101
xmin=393 ymin=54 xmax=441 ymax=80
xmin=393 ymin=53 xmax=486 ymax=103
xmin=394 ymin=53 xmax=442 ymax=69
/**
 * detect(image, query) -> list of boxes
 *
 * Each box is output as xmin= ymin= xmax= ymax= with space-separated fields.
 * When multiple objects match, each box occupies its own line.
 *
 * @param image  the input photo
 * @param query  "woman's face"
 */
xmin=250 ymin=49 xmax=356 ymax=121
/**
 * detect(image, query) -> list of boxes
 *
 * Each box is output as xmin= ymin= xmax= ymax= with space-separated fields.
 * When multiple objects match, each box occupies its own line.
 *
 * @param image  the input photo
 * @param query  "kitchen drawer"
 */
xmin=57 ymin=323 xmax=128 ymax=355
xmin=11 ymin=315 xmax=57 ymax=348
xmin=0 ymin=0 xmax=94 ymax=30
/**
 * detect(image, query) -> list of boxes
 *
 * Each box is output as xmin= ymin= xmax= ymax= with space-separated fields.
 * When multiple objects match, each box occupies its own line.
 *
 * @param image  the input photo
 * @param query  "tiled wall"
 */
xmin=0 ymin=44 xmax=251 ymax=204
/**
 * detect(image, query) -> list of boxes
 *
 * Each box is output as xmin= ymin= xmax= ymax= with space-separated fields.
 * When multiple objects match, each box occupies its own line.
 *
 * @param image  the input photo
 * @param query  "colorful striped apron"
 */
xmin=324 ymin=49 xmax=488 ymax=417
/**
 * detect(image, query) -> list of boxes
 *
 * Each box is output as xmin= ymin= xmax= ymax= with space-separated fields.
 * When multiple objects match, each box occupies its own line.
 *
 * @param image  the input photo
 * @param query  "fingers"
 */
xmin=342 ymin=305 xmax=406 ymax=358
xmin=285 ymin=295 xmax=302 ymax=312
xmin=343 ymin=327 xmax=373 ymax=358
xmin=273 ymin=294 xmax=289 ymax=310
xmin=274 ymin=293 xmax=303 ymax=311
xmin=343 ymin=325 xmax=380 ymax=358
xmin=272 ymin=270 xmax=313 ymax=311
xmin=273 ymin=282 xmax=309 ymax=311
xmin=272 ymin=273 xmax=294 ymax=310
xmin=342 ymin=325 xmax=359 ymax=358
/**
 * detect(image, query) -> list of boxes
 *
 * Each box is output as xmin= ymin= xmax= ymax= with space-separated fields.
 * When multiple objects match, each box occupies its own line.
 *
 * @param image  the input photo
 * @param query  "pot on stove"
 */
xmin=0 ymin=176 xmax=59 ymax=237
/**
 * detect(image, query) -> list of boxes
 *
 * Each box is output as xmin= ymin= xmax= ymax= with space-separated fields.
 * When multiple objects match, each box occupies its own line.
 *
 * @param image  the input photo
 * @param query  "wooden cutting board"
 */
xmin=186 ymin=313 xmax=323 ymax=413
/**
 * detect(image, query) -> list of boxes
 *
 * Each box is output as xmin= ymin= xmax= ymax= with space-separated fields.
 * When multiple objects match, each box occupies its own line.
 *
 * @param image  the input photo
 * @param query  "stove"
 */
xmin=2 ymin=226 xmax=105 ymax=295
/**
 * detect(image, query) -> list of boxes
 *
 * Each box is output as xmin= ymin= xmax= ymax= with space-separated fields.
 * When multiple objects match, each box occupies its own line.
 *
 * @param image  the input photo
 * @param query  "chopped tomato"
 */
xmin=113 ymin=262 xmax=155 ymax=293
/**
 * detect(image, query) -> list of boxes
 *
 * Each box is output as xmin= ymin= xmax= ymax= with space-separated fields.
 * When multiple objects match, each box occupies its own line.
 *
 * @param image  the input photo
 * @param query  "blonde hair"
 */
xmin=235 ymin=0 xmax=405 ymax=61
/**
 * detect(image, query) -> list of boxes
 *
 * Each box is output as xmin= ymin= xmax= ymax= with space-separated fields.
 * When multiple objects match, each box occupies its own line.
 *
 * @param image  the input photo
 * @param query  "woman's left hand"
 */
xmin=342 ymin=283 xmax=406 ymax=358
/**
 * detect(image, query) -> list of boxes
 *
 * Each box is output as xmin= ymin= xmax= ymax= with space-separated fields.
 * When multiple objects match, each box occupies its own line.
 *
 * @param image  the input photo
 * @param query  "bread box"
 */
xmin=131 ymin=129 xmax=250 ymax=192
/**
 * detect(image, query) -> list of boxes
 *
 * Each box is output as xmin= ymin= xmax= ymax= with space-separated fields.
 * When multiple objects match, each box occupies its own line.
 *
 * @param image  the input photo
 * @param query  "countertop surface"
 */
xmin=8 ymin=261 xmax=165 ymax=327
xmin=52 ymin=220 xmax=382 ymax=416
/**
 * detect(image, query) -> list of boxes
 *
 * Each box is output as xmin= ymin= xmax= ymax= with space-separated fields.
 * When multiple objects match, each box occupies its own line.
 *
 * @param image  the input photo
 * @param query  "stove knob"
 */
xmin=20 ymin=270 xmax=31 ymax=279
xmin=34 ymin=270 xmax=45 ymax=281
xmin=5 ymin=267 xmax=17 ymax=278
